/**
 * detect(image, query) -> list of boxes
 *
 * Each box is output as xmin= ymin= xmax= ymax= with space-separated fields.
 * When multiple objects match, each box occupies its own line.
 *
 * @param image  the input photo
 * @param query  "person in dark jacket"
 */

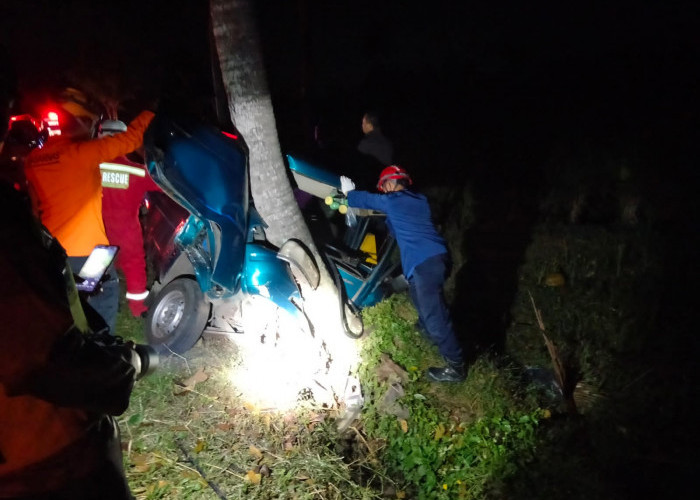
xmin=340 ymin=166 xmax=466 ymax=382
xmin=0 ymin=182 xmax=145 ymax=499
xmin=357 ymin=111 xmax=393 ymax=167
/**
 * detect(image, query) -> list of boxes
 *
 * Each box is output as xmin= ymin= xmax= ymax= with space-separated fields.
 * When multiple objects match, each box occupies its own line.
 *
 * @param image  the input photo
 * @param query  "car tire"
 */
xmin=145 ymin=278 xmax=210 ymax=354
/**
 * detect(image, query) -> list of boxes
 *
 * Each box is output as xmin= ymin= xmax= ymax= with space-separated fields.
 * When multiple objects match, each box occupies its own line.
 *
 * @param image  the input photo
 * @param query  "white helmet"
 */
xmin=98 ymin=119 xmax=127 ymax=138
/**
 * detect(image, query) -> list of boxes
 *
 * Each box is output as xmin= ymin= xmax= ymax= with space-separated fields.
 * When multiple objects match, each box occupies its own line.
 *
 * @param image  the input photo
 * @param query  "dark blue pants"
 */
xmin=408 ymin=253 xmax=463 ymax=364
xmin=69 ymin=256 xmax=119 ymax=334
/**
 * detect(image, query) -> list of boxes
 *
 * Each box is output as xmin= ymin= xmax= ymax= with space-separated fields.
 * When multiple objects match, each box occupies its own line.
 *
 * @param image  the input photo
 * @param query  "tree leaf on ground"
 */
xmin=131 ymin=463 xmax=152 ymax=473
xmin=146 ymin=480 xmax=170 ymax=495
xmin=376 ymin=353 xmax=409 ymax=384
xmin=178 ymin=367 xmax=209 ymax=392
xmin=245 ymin=470 xmax=262 ymax=484
xmin=194 ymin=439 xmax=206 ymax=453
xmin=127 ymin=412 xmax=143 ymax=426
xmin=180 ymin=469 xmax=201 ymax=480
xmin=434 ymin=423 xmax=446 ymax=440
xmin=399 ymin=419 xmax=409 ymax=433
xmin=129 ymin=451 xmax=158 ymax=473
xmin=249 ymin=445 xmax=264 ymax=459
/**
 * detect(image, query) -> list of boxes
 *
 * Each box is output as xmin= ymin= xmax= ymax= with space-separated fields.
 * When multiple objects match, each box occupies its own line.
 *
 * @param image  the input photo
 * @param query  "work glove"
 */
xmin=340 ymin=175 xmax=356 ymax=195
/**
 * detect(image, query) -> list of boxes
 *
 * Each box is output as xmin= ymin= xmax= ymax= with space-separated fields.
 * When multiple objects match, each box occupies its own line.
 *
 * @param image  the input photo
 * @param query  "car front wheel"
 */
xmin=145 ymin=278 xmax=210 ymax=354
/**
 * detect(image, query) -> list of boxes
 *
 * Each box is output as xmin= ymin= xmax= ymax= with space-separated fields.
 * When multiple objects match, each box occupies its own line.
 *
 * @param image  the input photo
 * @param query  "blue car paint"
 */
xmin=175 ymin=214 xmax=214 ymax=292
xmin=147 ymin=116 xmax=248 ymax=294
xmin=286 ymin=153 xmax=402 ymax=309
xmin=144 ymin=112 xmax=399 ymax=334
xmin=286 ymin=155 xmax=341 ymax=190
xmin=241 ymin=244 xmax=302 ymax=318
xmin=145 ymin=113 xmax=307 ymax=330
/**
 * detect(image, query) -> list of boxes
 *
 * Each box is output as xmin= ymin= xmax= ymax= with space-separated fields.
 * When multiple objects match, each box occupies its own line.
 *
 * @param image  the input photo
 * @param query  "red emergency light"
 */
xmin=43 ymin=110 xmax=61 ymax=136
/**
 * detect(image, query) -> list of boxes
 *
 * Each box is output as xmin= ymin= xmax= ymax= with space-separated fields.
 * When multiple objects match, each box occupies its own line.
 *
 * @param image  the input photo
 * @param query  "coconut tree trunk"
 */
xmin=210 ymin=0 xmax=309 ymax=249
xmin=209 ymin=0 xmax=359 ymax=406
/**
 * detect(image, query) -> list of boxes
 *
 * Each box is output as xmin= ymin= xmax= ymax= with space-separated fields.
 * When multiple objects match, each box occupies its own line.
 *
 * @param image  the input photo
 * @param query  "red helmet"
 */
xmin=377 ymin=165 xmax=412 ymax=191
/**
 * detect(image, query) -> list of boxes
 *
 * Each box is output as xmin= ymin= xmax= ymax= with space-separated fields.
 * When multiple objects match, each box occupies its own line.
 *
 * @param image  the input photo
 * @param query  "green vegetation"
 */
xmin=359 ymin=296 xmax=544 ymax=499
xmin=118 ymin=292 xmax=547 ymax=499
xmin=116 ymin=158 xmax=694 ymax=498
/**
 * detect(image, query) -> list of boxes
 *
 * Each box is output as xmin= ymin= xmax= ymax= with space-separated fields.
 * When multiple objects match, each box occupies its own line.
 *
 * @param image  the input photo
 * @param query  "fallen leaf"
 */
xmin=146 ymin=480 xmax=170 ymax=494
xmin=376 ymin=354 xmax=409 ymax=384
xmin=180 ymin=470 xmax=201 ymax=479
xmin=396 ymin=491 xmax=406 ymax=499
xmin=181 ymin=367 xmax=208 ymax=390
xmin=309 ymin=413 xmax=326 ymax=423
xmin=129 ymin=452 xmax=157 ymax=473
xmin=399 ymin=419 xmax=409 ymax=433
xmin=194 ymin=439 xmax=206 ymax=453
xmin=130 ymin=452 xmax=152 ymax=465
xmin=245 ymin=470 xmax=262 ymax=484
xmin=249 ymin=445 xmax=263 ymax=459
xmin=434 ymin=423 xmax=446 ymax=440
xmin=131 ymin=463 xmax=151 ymax=473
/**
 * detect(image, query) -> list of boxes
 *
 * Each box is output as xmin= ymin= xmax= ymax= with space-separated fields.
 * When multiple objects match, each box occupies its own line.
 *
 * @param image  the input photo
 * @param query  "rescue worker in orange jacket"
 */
xmin=23 ymin=89 xmax=154 ymax=332
xmin=98 ymin=119 xmax=162 ymax=317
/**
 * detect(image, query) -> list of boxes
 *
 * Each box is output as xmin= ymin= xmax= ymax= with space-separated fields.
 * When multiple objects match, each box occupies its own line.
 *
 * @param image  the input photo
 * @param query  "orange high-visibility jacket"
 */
xmin=24 ymin=111 xmax=154 ymax=257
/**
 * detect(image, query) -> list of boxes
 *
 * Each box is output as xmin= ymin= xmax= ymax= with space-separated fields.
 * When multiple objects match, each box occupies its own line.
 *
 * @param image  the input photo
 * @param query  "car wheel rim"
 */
xmin=152 ymin=289 xmax=186 ymax=340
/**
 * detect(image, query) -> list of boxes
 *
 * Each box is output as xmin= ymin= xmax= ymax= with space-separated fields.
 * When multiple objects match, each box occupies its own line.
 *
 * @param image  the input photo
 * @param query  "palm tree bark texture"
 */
xmin=209 ymin=0 xmax=359 ymax=405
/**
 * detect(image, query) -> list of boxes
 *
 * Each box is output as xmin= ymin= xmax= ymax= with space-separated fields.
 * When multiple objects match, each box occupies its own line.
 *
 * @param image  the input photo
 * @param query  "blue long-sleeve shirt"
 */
xmin=347 ymin=189 xmax=447 ymax=278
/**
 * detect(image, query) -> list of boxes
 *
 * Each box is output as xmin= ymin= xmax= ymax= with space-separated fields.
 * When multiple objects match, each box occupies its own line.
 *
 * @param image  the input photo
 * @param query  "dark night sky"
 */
xmin=2 ymin=0 xmax=699 ymax=185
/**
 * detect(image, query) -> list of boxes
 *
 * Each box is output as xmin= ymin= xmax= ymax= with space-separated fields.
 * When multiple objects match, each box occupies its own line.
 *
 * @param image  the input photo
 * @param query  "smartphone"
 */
xmin=75 ymin=245 xmax=119 ymax=293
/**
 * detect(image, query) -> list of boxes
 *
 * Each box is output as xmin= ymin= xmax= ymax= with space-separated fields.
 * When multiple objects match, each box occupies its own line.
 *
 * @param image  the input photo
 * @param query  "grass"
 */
xmin=358 ymin=296 xmax=544 ymax=500
xmin=116 ymin=290 xmax=545 ymax=499
xmin=113 ymin=167 xmax=695 ymax=498
xmin=118 ymin=297 xmax=385 ymax=499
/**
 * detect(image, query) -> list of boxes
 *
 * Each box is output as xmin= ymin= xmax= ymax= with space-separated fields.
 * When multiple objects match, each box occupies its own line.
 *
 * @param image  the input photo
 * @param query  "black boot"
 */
xmin=427 ymin=360 xmax=466 ymax=382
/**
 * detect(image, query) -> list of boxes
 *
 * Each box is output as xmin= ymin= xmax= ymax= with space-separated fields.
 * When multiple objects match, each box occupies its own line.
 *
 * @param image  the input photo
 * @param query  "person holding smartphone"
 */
xmin=1 ymin=57 xmax=142 ymax=500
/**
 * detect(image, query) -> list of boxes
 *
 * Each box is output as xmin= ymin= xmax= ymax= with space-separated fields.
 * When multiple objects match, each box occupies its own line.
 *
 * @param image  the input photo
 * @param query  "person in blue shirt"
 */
xmin=340 ymin=166 xmax=466 ymax=382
